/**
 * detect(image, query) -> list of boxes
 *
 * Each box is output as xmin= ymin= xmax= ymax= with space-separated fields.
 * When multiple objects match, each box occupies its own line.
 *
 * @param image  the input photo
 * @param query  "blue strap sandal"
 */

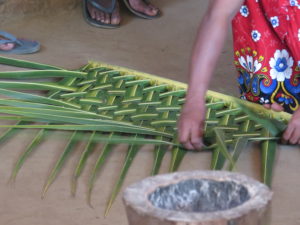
xmin=122 ymin=0 xmax=160 ymax=19
xmin=82 ymin=0 xmax=120 ymax=29
xmin=0 ymin=31 xmax=40 ymax=55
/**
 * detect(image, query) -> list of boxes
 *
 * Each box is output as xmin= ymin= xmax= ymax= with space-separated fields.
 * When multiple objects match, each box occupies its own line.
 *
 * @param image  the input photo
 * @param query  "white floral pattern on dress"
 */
xmin=290 ymin=0 xmax=298 ymax=6
xmin=269 ymin=49 xmax=294 ymax=81
xmin=270 ymin=16 xmax=279 ymax=28
xmin=240 ymin=5 xmax=249 ymax=17
xmin=290 ymin=0 xmax=300 ymax=8
xmin=233 ymin=0 xmax=300 ymax=113
xmin=259 ymin=97 xmax=270 ymax=104
xmin=251 ymin=30 xmax=261 ymax=42
xmin=238 ymin=55 xmax=262 ymax=75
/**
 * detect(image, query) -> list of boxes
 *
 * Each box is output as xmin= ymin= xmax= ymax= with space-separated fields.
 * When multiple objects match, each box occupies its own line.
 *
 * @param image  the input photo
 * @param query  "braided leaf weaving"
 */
xmin=0 ymin=56 xmax=291 ymax=214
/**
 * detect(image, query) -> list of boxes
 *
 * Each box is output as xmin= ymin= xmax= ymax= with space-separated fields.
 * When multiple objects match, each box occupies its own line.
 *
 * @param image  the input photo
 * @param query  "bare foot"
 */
xmin=0 ymin=37 xmax=15 ymax=51
xmin=87 ymin=0 xmax=121 ymax=25
xmin=263 ymin=102 xmax=284 ymax=112
xmin=128 ymin=0 xmax=159 ymax=16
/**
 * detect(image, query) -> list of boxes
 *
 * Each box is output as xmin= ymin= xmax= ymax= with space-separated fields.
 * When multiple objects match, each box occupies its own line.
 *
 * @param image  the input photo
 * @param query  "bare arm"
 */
xmin=187 ymin=0 xmax=243 ymax=105
xmin=179 ymin=0 xmax=243 ymax=150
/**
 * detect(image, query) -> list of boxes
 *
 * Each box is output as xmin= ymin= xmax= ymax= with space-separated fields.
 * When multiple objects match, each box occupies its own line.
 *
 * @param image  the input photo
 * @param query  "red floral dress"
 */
xmin=232 ymin=0 xmax=300 ymax=113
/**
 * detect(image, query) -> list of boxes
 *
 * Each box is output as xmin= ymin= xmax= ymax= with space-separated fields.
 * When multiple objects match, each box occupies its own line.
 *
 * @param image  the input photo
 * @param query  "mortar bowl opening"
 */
xmin=148 ymin=179 xmax=250 ymax=213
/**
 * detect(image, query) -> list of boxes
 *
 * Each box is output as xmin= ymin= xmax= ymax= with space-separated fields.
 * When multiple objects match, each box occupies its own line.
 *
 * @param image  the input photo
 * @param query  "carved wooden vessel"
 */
xmin=123 ymin=171 xmax=272 ymax=225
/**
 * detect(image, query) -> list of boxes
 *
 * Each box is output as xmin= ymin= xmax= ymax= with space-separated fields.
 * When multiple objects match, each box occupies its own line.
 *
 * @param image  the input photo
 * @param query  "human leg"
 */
xmin=123 ymin=0 xmax=160 ymax=19
xmin=0 ymin=31 xmax=40 ymax=54
xmin=83 ymin=0 xmax=121 ymax=28
xmin=0 ymin=42 xmax=14 ymax=51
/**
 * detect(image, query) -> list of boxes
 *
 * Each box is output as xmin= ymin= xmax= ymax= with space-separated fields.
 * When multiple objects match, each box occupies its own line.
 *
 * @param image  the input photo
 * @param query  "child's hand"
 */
xmin=283 ymin=108 xmax=300 ymax=144
xmin=178 ymin=102 xmax=206 ymax=150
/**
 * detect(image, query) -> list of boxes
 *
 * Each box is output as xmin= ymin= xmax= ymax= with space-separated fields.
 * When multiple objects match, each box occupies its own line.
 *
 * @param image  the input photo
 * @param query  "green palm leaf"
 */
xmin=0 ymin=70 xmax=86 ymax=79
xmin=151 ymin=143 xmax=167 ymax=175
xmin=261 ymin=131 xmax=277 ymax=187
xmin=0 ymin=56 xmax=63 ymax=70
xmin=212 ymin=128 xmax=235 ymax=169
xmin=10 ymin=129 xmax=49 ymax=181
xmin=87 ymin=134 xmax=115 ymax=205
xmin=72 ymin=131 xmax=97 ymax=196
xmin=228 ymin=137 xmax=249 ymax=171
xmin=0 ymin=121 xmax=29 ymax=145
xmin=42 ymin=131 xmax=81 ymax=198
xmin=105 ymin=143 xmax=140 ymax=216
xmin=169 ymin=145 xmax=187 ymax=172
xmin=0 ymin=88 xmax=81 ymax=108
xmin=0 ymin=56 xmax=292 ymax=215
xmin=211 ymin=146 xmax=227 ymax=170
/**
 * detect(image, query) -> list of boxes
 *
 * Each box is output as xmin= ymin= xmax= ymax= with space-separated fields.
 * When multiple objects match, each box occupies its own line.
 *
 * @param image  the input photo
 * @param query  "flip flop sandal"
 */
xmin=82 ymin=0 xmax=120 ymax=29
xmin=122 ymin=0 xmax=160 ymax=19
xmin=0 ymin=31 xmax=40 ymax=55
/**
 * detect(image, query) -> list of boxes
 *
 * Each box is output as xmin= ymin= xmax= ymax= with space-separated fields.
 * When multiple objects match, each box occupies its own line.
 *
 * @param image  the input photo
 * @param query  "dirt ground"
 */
xmin=0 ymin=1 xmax=300 ymax=225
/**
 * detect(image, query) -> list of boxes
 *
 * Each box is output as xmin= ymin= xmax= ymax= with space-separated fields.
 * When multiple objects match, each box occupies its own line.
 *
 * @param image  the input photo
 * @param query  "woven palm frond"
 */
xmin=0 ymin=56 xmax=290 ymax=214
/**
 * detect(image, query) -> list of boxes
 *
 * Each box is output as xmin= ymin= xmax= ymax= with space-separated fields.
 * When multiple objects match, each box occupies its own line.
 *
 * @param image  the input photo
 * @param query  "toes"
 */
xmin=0 ymin=43 xmax=14 ymax=51
xmin=99 ymin=11 xmax=105 ymax=22
xmin=140 ymin=3 xmax=158 ymax=16
xmin=111 ymin=4 xmax=121 ymax=24
xmin=145 ymin=6 xmax=158 ymax=16
xmin=92 ymin=8 xmax=101 ymax=21
xmin=129 ymin=0 xmax=159 ymax=16
xmin=87 ymin=1 xmax=121 ymax=24
xmin=87 ymin=3 xmax=96 ymax=19
xmin=104 ymin=12 xmax=110 ymax=24
xmin=111 ymin=13 xmax=121 ymax=24
xmin=147 ymin=4 xmax=159 ymax=14
xmin=148 ymin=4 xmax=158 ymax=10
xmin=91 ymin=9 xmax=97 ymax=19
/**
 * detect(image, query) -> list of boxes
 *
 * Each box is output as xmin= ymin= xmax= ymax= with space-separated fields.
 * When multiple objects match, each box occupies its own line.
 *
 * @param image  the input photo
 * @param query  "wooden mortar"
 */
xmin=123 ymin=171 xmax=272 ymax=225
